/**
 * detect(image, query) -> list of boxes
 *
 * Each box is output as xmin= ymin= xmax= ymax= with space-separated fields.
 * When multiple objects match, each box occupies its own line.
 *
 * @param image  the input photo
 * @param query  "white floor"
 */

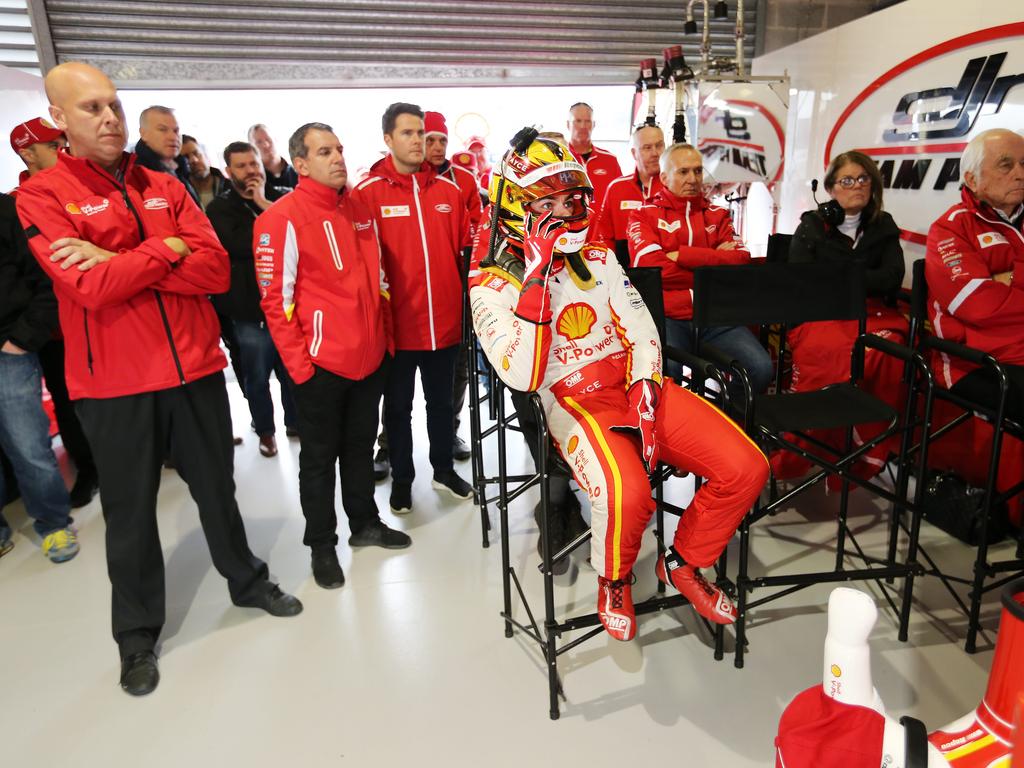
xmin=0 ymin=383 xmax=1013 ymax=767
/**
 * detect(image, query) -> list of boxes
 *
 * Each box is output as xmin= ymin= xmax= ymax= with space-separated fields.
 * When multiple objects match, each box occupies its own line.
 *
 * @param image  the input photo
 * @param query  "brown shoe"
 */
xmin=258 ymin=435 xmax=278 ymax=457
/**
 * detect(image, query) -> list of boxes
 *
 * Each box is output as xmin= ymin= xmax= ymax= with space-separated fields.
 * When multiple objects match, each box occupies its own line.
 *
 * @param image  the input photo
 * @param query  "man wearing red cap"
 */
xmin=10 ymin=117 xmax=66 ymax=187
xmin=567 ymin=102 xmax=622 ymax=212
xmin=466 ymin=136 xmax=492 ymax=196
xmin=423 ymin=110 xmax=481 ymax=463
xmin=10 ymin=117 xmax=98 ymax=509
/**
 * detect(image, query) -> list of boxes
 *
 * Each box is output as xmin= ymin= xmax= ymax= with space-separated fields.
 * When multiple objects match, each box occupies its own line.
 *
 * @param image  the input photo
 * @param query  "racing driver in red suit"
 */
xmin=469 ymin=132 xmax=768 ymax=641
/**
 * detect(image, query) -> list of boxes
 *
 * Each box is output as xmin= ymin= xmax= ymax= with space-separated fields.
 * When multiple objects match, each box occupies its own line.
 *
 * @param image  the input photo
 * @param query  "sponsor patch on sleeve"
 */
xmin=486 ymin=276 xmax=508 ymax=291
xmin=657 ymin=219 xmax=681 ymax=233
xmin=259 ymin=233 xmax=271 ymax=246
xmin=977 ymin=232 xmax=1008 ymax=249
xmin=619 ymin=200 xmax=642 ymax=210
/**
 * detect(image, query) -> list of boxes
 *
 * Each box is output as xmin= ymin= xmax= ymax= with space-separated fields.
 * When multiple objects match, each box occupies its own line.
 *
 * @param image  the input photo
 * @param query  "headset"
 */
xmin=810 ymin=178 xmax=845 ymax=227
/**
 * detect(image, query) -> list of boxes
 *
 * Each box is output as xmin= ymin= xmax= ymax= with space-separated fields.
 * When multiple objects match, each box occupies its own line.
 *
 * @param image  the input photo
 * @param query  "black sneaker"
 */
xmin=348 ymin=520 xmax=411 ymax=549
xmin=389 ymin=482 xmax=412 ymax=515
xmin=311 ymin=547 xmax=345 ymax=589
xmin=452 ymin=434 xmax=472 ymax=461
xmin=373 ymin=447 xmax=390 ymax=482
xmin=431 ymin=470 xmax=473 ymax=500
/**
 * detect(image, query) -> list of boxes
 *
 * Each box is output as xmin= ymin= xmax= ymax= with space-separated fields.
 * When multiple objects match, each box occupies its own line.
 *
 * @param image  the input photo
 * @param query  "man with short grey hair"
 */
xmin=134 ymin=105 xmax=198 ymax=203
xmin=925 ymin=127 xmax=1024 ymax=418
xmin=254 ymin=122 xmax=408 ymax=591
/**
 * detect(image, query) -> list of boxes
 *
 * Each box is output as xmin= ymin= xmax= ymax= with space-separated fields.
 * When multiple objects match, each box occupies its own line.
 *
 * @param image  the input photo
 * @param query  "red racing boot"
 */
xmin=656 ymin=547 xmax=736 ymax=625
xmin=597 ymin=574 xmax=636 ymax=641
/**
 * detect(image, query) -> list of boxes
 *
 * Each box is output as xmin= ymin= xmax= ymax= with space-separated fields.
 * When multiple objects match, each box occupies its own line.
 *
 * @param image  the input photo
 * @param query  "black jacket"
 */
xmin=133 ymin=139 xmax=201 ymax=205
xmin=207 ymin=184 xmax=290 ymax=322
xmin=0 ymin=192 xmax=57 ymax=352
xmin=789 ymin=209 xmax=905 ymax=301
xmin=265 ymin=161 xmax=298 ymax=194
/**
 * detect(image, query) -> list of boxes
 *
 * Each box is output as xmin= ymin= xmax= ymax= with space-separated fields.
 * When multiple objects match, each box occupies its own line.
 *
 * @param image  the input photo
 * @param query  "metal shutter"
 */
xmin=39 ymin=0 xmax=760 ymax=87
xmin=2 ymin=0 xmax=44 ymax=75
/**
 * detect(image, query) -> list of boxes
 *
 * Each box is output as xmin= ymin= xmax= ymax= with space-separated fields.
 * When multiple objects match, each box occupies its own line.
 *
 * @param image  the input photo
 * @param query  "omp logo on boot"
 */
xmin=556 ymin=303 xmax=597 ymax=341
xmin=825 ymin=23 xmax=1024 ymax=247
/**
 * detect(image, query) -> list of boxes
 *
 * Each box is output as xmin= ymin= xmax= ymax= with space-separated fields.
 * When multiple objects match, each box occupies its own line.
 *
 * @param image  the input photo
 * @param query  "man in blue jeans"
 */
xmin=0 ymin=192 xmax=77 ymax=562
xmin=207 ymin=141 xmax=298 ymax=458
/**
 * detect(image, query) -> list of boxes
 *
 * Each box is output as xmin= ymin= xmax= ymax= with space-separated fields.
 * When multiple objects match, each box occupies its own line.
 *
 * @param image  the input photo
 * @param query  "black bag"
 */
xmin=921 ymin=471 xmax=1009 ymax=546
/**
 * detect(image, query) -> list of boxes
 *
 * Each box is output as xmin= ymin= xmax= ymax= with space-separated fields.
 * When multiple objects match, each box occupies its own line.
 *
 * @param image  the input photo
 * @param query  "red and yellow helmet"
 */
xmin=489 ymin=136 xmax=593 ymax=249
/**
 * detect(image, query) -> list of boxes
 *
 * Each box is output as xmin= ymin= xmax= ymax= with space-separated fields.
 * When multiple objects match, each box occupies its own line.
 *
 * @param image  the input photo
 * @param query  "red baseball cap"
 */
xmin=10 ymin=117 xmax=64 ymax=153
xmin=451 ymin=151 xmax=478 ymax=173
xmin=775 ymin=687 xmax=885 ymax=768
xmin=466 ymin=135 xmax=486 ymax=150
xmin=424 ymin=111 xmax=448 ymax=138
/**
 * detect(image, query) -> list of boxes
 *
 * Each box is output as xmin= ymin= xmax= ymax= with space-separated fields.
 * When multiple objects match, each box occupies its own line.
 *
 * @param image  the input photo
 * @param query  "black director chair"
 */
xmin=905 ymin=258 xmax=1024 ymax=653
xmin=468 ymin=266 xmax=737 ymax=719
xmin=690 ymin=261 xmax=932 ymax=668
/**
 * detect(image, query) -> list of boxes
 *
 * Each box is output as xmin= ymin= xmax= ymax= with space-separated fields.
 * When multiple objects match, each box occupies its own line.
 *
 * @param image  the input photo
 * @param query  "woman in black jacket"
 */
xmin=774 ymin=151 xmax=909 ymax=484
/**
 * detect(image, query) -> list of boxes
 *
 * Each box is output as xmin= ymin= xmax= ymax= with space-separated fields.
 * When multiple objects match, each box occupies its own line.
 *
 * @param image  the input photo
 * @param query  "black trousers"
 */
xmin=76 ymin=372 xmax=270 ymax=657
xmin=385 ymin=345 xmax=458 ymax=484
xmin=951 ymin=364 xmax=1024 ymax=424
xmin=292 ymin=360 xmax=387 ymax=547
xmin=452 ymin=341 xmax=469 ymax=433
xmin=37 ymin=339 xmax=96 ymax=477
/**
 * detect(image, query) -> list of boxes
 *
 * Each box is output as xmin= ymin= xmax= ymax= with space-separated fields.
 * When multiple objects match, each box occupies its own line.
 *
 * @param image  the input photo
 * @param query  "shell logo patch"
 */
xmin=567 ymin=436 xmax=579 ymax=454
xmin=382 ymin=205 xmax=410 ymax=218
xmin=977 ymin=232 xmax=1008 ymax=249
xmin=830 ymin=664 xmax=842 ymax=678
xmin=65 ymin=202 xmax=82 ymax=215
xmin=620 ymin=200 xmax=642 ymax=210
xmin=556 ymin=302 xmax=597 ymax=341
xmin=658 ymin=219 xmax=681 ymax=233
xmin=501 ymin=356 xmax=510 ymax=371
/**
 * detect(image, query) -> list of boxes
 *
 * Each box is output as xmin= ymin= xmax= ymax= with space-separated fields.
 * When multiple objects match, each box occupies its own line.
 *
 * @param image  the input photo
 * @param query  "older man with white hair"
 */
xmin=925 ymin=127 xmax=1024 ymax=418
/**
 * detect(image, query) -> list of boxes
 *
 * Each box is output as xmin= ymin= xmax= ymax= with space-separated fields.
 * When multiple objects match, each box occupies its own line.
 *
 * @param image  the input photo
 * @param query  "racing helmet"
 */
xmin=489 ymin=136 xmax=593 ymax=252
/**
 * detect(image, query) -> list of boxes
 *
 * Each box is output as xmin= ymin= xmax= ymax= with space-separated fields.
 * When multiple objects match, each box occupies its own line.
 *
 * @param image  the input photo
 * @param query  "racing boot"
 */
xmin=656 ymin=546 xmax=736 ymax=625
xmin=597 ymin=574 xmax=636 ymax=641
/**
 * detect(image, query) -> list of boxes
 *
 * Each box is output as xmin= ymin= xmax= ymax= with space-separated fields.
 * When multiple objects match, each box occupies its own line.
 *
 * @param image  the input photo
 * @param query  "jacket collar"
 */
xmin=653 ymin=187 xmax=706 ymax=213
xmin=55 ymin=150 xmax=135 ymax=191
xmin=369 ymin=154 xmax=437 ymax=190
xmin=961 ymin=185 xmax=1024 ymax=227
xmin=294 ymin=174 xmax=345 ymax=208
xmin=634 ymin=169 xmax=663 ymax=199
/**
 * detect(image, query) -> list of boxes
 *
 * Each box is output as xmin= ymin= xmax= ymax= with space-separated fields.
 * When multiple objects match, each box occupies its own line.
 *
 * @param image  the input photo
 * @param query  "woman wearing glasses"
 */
xmin=774 ymin=151 xmax=907 ymax=484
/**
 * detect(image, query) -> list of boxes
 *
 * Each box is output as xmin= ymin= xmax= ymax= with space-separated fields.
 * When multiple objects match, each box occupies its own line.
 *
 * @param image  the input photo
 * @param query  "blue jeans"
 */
xmin=665 ymin=319 xmax=774 ymax=395
xmin=0 ymin=351 xmax=72 ymax=536
xmin=233 ymin=320 xmax=297 ymax=437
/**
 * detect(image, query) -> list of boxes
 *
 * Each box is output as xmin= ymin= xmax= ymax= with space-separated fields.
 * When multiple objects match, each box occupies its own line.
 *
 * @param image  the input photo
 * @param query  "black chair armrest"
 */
xmin=922 ymin=335 xmax=1001 ymax=369
xmin=860 ymin=334 xmax=917 ymax=364
xmin=664 ymin=344 xmax=718 ymax=381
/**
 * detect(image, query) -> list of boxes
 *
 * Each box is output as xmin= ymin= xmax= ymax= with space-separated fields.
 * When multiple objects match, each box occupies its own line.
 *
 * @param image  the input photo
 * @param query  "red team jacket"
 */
xmin=438 ymin=162 xmax=482 ymax=246
xmin=15 ymin=151 xmax=228 ymax=399
xmin=353 ymin=155 xmax=467 ymax=351
xmin=592 ymin=170 xmax=665 ymax=245
xmin=926 ymin=187 xmax=1024 ymax=388
xmin=253 ymin=176 xmax=390 ymax=385
xmin=625 ymin=189 xmax=749 ymax=320
xmin=571 ymin=144 xmax=623 ymax=211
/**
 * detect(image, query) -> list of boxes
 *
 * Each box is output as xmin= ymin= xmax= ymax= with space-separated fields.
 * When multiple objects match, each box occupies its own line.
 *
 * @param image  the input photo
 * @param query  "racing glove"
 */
xmin=515 ymin=211 xmax=565 ymax=325
xmin=611 ymin=378 xmax=661 ymax=474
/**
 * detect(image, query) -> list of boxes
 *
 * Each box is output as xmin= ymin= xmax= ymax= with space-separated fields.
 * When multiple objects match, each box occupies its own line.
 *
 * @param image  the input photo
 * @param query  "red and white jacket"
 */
xmin=571 ymin=144 xmax=623 ymax=213
xmin=625 ymin=189 xmax=749 ymax=320
xmin=438 ymin=161 xmax=482 ymax=247
xmin=254 ymin=176 xmax=390 ymax=385
xmin=592 ymin=169 xmax=664 ymax=245
xmin=469 ymin=215 xmax=661 ymax=405
xmin=15 ymin=151 xmax=228 ymax=400
xmin=353 ymin=156 xmax=467 ymax=351
xmin=925 ymin=187 xmax=1024 ymax=388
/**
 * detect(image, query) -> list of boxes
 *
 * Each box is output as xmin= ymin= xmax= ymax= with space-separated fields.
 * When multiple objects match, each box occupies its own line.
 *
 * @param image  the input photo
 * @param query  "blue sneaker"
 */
xmin=42 ymin=527 xmax=80 ymax=563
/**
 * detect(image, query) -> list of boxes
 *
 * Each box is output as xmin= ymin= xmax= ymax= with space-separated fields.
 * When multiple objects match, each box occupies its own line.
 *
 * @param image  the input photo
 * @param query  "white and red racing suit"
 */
xmin=469 ymin=215 xmax=767 ymax=580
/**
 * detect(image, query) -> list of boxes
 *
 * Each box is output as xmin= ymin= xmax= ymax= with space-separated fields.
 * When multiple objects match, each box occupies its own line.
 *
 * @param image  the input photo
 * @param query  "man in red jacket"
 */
xmin=255 ymin=123 xmax=409 ymax=590
xmin=592 ymin=123 xmax=665 ymax=265
xmin=423 ymin=110 xmax=481 ymax=463
xmin=567 ymin=102 xmax=623 ymax=210
xmin=626 ymin=143 xmax=772 ymax=390
xmin=15 ymin=62 xmax=301 ymax=697
xmin=926 ymin=128 xmax=1024 ymax=418
xmin=354 ymin=103 xmax=472 ymax=515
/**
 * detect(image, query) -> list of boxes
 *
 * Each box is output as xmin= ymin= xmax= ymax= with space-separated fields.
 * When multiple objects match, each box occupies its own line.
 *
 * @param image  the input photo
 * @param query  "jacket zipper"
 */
xmin=83 ymin=309 xmax=94 ymax=374
xmin=120 ymin=186 xmax=186 ymax=385
xmin=411 ymin=175 xmax=437 ymax=349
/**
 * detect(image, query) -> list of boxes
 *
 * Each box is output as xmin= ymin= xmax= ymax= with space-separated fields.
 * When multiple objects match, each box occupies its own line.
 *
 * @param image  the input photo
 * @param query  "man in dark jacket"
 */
xmin=17 ymin=62 xmax=302 ymax=697
xmin=0 ymin=192 xmax=77 ymax=562
xmin=180 ymin=134 xmax=228 ymax=212
xmin=134 ymin=105 xmax=199 ymax=205
xmin=207 ymin=141 xmax=297 ymax=458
